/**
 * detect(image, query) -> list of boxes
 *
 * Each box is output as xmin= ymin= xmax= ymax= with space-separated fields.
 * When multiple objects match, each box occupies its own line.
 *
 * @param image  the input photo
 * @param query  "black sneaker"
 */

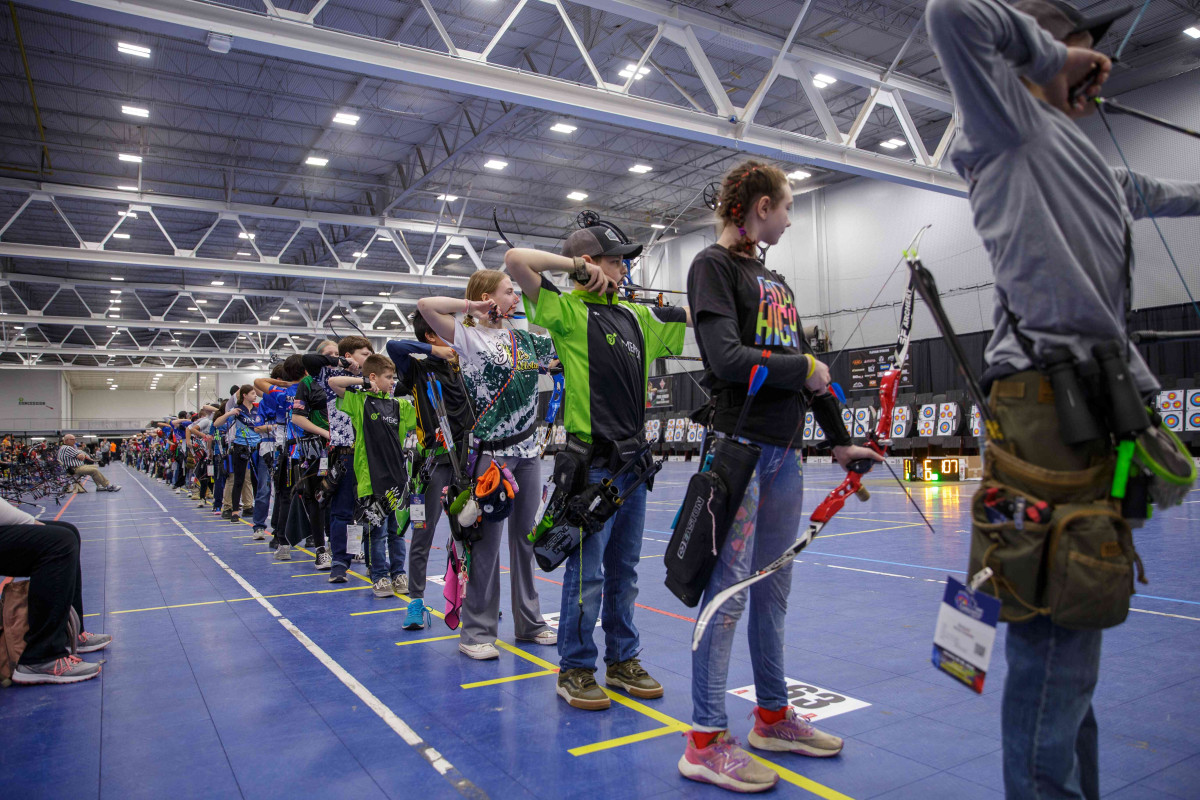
xmin=328 ymin=565 xmax=348 ymax=583
xmin=557 ymin=668 xmax=610 ymax=710
xmin=605 ymin=657 xmax=664 ymax=699
xmin=221 ymin=509 xmax=232 ymax=520
xmin=304 ymin=536 xmax=315 ymax=548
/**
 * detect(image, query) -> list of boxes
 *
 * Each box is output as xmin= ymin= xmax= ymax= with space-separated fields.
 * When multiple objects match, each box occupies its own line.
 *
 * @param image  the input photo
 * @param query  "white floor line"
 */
xmin=122 ymin=469 xmax=486 ymax=798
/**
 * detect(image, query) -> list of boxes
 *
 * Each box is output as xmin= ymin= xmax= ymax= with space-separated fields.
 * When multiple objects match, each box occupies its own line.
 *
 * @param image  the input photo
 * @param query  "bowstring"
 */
xmin=1097 ymin=106 xmax=1200 ymax=322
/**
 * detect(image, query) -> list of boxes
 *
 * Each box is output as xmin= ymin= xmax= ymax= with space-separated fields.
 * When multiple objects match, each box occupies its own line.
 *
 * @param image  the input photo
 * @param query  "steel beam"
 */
xmin=0 ymin=312 xmax=414 ymax=339
xmin=54 ymin=0 xmax=966 ymax=196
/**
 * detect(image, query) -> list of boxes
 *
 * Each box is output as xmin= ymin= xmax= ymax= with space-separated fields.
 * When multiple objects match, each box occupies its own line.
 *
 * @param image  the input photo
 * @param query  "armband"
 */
xmin=569 ymin=257 xmax=591 ymax=284
xmin=810 ymin=391 xmax=852 ymax=447
xmin=805 ymin=354 xmax=816 ymax=379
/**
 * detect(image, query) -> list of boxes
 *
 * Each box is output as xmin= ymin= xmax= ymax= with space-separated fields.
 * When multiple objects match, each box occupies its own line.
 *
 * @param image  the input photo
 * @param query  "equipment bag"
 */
xmin=969 ymin=442 xmax=1146 ymax=629
xmin=664 ymin=436 xmax=761 ymax=607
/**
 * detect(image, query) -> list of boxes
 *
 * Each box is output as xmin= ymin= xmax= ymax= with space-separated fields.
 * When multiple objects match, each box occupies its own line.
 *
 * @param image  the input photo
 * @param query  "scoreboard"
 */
xmin=903 ymin=457 xmax=964 ymax=482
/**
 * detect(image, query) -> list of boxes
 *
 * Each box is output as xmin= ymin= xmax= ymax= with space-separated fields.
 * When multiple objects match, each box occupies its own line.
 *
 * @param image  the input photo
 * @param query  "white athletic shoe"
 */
xmin=517 ymin=629 xmax=558 ymax=646
xmin=372 ymin=576 xmax=393 ymax=598
xmin=459 ymin=642 xmax=500 ymax=660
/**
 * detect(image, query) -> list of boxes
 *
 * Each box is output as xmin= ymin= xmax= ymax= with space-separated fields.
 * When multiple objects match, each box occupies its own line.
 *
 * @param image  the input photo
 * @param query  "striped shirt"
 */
xmin=57 ymin=444 xmax=86 ymax=469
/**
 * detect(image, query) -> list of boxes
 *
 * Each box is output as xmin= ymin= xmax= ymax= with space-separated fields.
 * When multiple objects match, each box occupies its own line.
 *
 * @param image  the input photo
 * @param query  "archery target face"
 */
xmin=1158 ymin=390 xmax=1185 ymax=432
xmin=891 ymin=406 xmax=911 ymax=439
xmin=804 ymin=411 xmax=815 ymax=441
xmin=645 ymin=419 xmax=661 ymax=442
xmin=971 ymin=406 xmax=983 ymax=437
xmin=938 ymin=402 xmax=960 ymax=436
xmin=841 ymin=408 xmax=854 ymax=437
xmin=853 ymin=407 xmax=872 ymax=438
xmin=1187 ymin=390 xmax=1200 ymax=431
xmin=917 ymin=403 xmax=937 ymax=437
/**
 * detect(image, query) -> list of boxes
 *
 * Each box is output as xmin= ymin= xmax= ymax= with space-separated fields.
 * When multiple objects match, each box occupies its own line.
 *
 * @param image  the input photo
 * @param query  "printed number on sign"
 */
xmin=728 ymin=678 xmax=869 ymax=722
xmin=786 ymin=683 xmax=845 ymax=711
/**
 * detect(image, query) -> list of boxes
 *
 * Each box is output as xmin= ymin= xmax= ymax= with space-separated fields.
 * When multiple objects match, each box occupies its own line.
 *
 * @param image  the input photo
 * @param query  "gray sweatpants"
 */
xmin=407 ymin=462 xmax=453 ymax=601
xmin=459 ymin=456 xmax=552 ymax=645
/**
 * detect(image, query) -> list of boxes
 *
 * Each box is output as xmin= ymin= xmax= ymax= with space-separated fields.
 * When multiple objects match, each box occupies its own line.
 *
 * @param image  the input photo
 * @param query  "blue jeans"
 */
xmin=367 ymin=512 xmax=406 ymax=581
xmin=251 ymin=450 xmax=272 ymax=528
xmin=557 ymin=466 xmax=647 ymax=671
xmin=692 ymin=443 xmax=804 ymax=729
xmin=211 ymin=456 xmax=227 ymax=511
xmin=328 ymin=452 xmax=358 ymax=569
xmin=1003 ymin=616 xmax=1103 ymax=800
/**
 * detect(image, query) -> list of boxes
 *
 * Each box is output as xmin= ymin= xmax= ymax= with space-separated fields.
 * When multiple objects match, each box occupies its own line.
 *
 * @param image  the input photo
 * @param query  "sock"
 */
xmin=755 ymin=706 xmax=788 ymax=725
xmin=689 ymin=730 xmax=723 ymax=749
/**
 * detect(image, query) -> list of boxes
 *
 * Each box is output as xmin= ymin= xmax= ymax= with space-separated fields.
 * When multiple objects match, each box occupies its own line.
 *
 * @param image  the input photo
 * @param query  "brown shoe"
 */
xmin=556 ymin=668 xmax=610 ymax=710
xmin=605 ymin=657 xmax=663 ymax=699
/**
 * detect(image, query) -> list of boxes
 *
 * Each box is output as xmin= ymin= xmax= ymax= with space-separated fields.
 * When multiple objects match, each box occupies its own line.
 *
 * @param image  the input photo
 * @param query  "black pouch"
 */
xmin=664 ymin=437 xmax=761 ymax=606
xmin=530 ymin=437 xmax=593 ymax=571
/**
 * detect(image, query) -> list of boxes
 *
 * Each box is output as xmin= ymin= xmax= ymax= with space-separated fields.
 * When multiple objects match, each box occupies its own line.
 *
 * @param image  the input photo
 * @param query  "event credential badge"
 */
xmin=932 ymin=573 xmax=1000 ymax=694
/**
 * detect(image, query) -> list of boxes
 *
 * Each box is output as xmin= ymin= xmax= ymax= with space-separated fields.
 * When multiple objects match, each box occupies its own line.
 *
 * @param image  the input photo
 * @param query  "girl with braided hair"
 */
xmin=681 ymin=160 xmax=880 ymax=792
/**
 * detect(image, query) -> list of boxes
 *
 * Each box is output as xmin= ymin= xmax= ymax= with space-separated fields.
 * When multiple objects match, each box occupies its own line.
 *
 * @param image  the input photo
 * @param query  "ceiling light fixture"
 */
xmin=549 ymin=123 xmax=577 ymax=134
xmin=361 ymin=300 xmax=374 ymax=305
xmin=110 ymin=289 xmax=122 ymax=294
xmin=211 ymin=280 xmax=224 ymax=286
xmin=378 ymin=291 xmax=389 ymax=296
xmin=566 ymin=191 xmax=588 ymax=201
xmin=117 ymin=42 xmax=151 ymax=58
xmin=237 ymin=232 xmax=255 ymax=240
xmin=237 ymin=251 xmax=251 ymax=256
xmin=305 ymin=156 xmax=329 ymax=167
xmin=121 ymin=104 xmax=149 ymax=118
xmin=1185 ymin=26 xmax=1200 ymax=38
xmin=332 ymin=112 xmax=360 ymax=126
xmin=483 ymin=159 xmax=508 ymax=170
xmin=787 ymin=169 xmax=812 ymax=180
xmin=651 ymin=223 xmax=666 ymax=229
xmin=880 ymin=138 xmax=906 ymax=150
xmin=436 ymin=194 xmax=459 ymax=202
xmin=814 ymin=73 xmax=837 ymax=85
xmin=618 ymin=63 xmax=650 ymax=80
xmin=270 ymin=315 xmax=280 ymax=320
xmin=628 ymin=164 xmax=653 ymax=174
xmin=110 ymin=276 xmax=124 ymax=281
xmin=446 ymin=253 xmax=462 ymax=260
xmin=352 ymin=251 xmax=365 ymax=258
xmin=111 ymin=232 xmax=130 ymax=239
xmin=117 ymin=211 xmax=138 ymax=219
xmin=119 ymin=153 xmax=142 ymax=163
xmin=118 ymin=185 xmax=139 ymax=191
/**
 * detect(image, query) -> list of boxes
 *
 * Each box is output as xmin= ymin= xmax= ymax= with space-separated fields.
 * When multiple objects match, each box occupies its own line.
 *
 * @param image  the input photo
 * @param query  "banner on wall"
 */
xmin=647 ymin=375 xmax=673 ymax=408
xmin=847 ymin=347 xmax=912 ymax=393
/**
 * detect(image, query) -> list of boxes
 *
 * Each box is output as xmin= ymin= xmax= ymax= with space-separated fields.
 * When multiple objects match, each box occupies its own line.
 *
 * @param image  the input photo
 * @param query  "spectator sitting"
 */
xmin=57 ymin=434 xmax=120 ymax=493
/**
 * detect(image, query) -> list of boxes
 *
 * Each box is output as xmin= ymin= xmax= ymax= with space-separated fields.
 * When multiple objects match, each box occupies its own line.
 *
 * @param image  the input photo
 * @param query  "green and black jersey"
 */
xmin=523 ymin=276 xmax=686 ymax=444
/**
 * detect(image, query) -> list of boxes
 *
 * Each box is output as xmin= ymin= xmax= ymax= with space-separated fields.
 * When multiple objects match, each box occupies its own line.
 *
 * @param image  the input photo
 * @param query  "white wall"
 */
xmin=0 ymin=370 xmax=66 ymax=430
xmin=69 ymin=389 xmax=178 ymax=426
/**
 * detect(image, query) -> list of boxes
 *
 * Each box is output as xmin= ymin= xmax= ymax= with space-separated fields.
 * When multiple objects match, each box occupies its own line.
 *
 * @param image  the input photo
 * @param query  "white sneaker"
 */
xmin=392 ymin=574 xmax=409 ymax=594
xmin=459 ymin=642 xmax=500 ymax=660
xmin=372 ymin=577 xmax=393 ymax=598
xmin=517 ymin=629 xmax=558 ymax=646
xmin=252 ymin=527 xmax=268 ymax=541
xmin=274 ymin=545 xmax=292 ymax=562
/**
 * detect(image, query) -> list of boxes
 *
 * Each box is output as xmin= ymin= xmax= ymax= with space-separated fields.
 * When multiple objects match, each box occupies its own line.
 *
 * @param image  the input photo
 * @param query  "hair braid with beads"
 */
xmin=716 ymin=160 xmax=790 ymax=257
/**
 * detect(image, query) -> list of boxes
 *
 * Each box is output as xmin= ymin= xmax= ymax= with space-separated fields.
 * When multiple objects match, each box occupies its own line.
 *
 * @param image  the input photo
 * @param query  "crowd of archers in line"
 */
xmin=7 ymin=2 xmax=1198 ymax=795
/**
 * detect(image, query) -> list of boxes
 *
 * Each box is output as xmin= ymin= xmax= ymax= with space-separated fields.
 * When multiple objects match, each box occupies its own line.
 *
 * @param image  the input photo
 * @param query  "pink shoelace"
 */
xmin=51 ymin=655 xmax=83 ymax=676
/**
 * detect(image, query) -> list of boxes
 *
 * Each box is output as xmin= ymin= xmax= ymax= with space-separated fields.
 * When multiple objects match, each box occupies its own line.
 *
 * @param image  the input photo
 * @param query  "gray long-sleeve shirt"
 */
xmin=926 ymin=0 xmax=1200 ymax=393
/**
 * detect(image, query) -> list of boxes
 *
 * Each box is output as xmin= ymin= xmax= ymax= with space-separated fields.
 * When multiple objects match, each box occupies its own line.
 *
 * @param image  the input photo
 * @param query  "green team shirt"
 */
xmin=523 ymin=276 xmax=686 ymax=443
xmin=336 ymin=389 xmax=417 ymax=498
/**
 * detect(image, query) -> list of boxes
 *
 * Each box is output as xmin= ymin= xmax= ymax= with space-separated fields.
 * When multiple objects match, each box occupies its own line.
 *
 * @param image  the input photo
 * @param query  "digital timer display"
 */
xmin=903 ymin=457 xmax=963 ymax=482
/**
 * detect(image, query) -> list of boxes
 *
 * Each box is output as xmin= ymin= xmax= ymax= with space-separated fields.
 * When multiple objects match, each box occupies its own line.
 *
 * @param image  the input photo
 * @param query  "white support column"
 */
xmin=481 ymin=0 xmax=529 ymax=61
xmin=887 ymin=89 xmax=933 ymax=167
xmin=846 ymin=87 xmax=882 ymax=148
xmin=621 ymin=24 xmax=663 ymax=94
xmin=417 ymin=0 xmax=459 ymax=57
xmin=786 ymin=61 xmax=845 ymax=144
xmin=549 ymin=0 xmax=606 ymax=88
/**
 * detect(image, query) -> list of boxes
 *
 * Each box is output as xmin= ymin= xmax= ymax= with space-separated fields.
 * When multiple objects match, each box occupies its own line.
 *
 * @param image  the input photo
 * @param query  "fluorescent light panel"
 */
xmin=566 ymin=191 xmax=588 ymax=201
xmin=483 ymin=159 xmax=508 ymax=170
xmin=629 ymin=164 xmax=652 ymax=174
xmin=117 ymin=42 xmax=151 ymax=58
xmin=549 ymin=123 xmax=577 ymax=133
xmin=111 ymin=232 xmax=130 ymax=239
xmin=1185 ymin=26 xmax=1200 ymax=38
xmin=332 ymin=112 xmax=360 ymax=125
xmin=651 ymin=223 xmax=666 ymax=229
xmin=305 ymin=156 xmax=329 ymax=166
xmin=122 ymin=104 xmax=149 ymax=117
xmin=119 ymin=153 xmax=142 ymax=163
xmin=238 ymin=231 xmax=254 ymax=240
xmin=446 ymin=253 xmax=462 ymax=260
xmin=117 ymin=211 xmax=137 ymax=218
xmin=787 ymin=170 xmax=812 ymax=180
xmin=436 ymin=194 xmax=459 ymax=202
xmin=618 ymin=63 xmax=650 ymax=79
xmin=118 ymin=185 xmax=139 ymax=191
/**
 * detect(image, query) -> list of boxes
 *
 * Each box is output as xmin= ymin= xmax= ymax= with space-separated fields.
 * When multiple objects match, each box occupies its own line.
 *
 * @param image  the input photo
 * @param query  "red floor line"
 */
xmin=53 ymin=490 xmax=78 ymax=521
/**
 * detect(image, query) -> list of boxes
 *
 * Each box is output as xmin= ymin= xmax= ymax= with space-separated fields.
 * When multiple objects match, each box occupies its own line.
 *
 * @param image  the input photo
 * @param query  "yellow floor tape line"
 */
xmin=461 ymin=669 xmax=558 ymax=690
xmin=568 ymin=725 xmax=681 ymax=756
xmin=395 ymin=634 xmax=459 ymax=646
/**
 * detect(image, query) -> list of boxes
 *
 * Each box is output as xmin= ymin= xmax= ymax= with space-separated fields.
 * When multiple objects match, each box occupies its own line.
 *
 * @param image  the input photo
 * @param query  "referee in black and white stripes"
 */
xmin=57 ymin=434 xmax=121 ymax=493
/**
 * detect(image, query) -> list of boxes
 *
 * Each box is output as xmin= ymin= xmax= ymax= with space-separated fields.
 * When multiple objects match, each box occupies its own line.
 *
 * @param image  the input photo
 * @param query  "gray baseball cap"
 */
xmin=1012 ymin=0 xmax=1136 ymax=44
xmin=561 ymin=225 xmax=643 ymax=260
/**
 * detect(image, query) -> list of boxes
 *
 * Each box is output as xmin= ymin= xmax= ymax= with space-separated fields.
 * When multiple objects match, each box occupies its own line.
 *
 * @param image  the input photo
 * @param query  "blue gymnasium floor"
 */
xmin=3 ymin=461 xmax=1200 ymax=800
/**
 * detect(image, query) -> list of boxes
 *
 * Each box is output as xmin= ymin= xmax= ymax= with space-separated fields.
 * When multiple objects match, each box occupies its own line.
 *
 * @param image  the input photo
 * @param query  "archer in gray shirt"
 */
xmin=926 ymin=0 xmax=1200 ymax=394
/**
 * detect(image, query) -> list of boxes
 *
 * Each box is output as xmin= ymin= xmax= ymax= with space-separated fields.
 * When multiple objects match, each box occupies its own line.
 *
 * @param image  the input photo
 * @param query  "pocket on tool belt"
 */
xmin=969 ymin=482 xmax=1052 ymax=623
xmin=1045 ymin=503 xmax=1143 ymax=630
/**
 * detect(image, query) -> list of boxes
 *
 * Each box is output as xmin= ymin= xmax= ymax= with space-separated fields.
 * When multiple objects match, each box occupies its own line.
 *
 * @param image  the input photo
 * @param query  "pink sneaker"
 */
xmin=678 ymin=731 xmax=778 ymax=793
xmin=748 ymin=707 xmax=843 ymax=757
